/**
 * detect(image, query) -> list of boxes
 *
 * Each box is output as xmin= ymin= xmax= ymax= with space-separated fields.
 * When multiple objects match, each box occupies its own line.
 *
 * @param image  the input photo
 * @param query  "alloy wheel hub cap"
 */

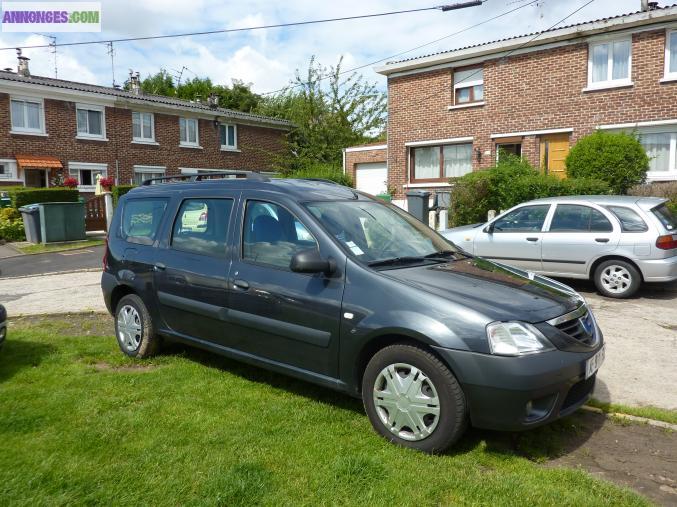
xmin=117 ymin=305 xmax=142 ymax=351
xmin=601 ymin=265 xmax=631 ymax=293
xmin=373 ymin=363 xmax=441 ymax=441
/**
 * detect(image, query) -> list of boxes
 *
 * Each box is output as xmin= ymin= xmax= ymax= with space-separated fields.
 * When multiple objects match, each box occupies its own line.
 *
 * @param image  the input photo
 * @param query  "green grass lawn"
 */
xmin=16 ymin=239 xmax=104 ymax=255
xmin=587 ymin=398 xmax=677 ymax=425
xmin=0 ymin=317 xmax=649 ymax=506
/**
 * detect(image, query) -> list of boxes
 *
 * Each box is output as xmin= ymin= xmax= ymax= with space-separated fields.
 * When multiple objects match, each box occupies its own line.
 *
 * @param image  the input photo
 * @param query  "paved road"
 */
xmin=0 ymin=245 xmax=104 ymax=278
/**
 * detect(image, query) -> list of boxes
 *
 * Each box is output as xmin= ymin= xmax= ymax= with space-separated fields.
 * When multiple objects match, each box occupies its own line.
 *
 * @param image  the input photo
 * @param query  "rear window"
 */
xmin=121 ymin=198 xmax=168 ymax=245
xmin=652 ymin=204 xmax=676 ymax=232
xmin=606 ymin=206 xmax=648 ymax=232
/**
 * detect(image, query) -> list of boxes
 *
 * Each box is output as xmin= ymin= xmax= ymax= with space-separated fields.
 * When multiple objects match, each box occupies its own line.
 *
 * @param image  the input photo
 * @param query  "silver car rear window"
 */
xmin=652 ymin=204 xmax=676 ymax=232
xmin=606 ymin=206 xmax=648 ymax=232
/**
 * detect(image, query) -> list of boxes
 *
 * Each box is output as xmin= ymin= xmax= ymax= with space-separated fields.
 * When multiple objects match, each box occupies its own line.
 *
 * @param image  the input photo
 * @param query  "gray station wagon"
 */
xmin=102 ymin=174 xmax=605 ymax=453
xmin=443 ymin=196 xmax=677 ymax=298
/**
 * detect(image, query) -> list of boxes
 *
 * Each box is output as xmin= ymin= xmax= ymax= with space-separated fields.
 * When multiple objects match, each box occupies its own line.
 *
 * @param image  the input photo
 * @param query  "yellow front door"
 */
xmin=540 ymin=133 xmax=570 ymax=179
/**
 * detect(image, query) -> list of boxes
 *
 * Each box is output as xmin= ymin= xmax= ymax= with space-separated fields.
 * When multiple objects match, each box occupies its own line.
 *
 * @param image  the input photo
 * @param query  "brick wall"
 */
xmin=386 ymin=29 xmax=677 ymax=199
xmin=0 ymin=93 xmax=288 ymax=185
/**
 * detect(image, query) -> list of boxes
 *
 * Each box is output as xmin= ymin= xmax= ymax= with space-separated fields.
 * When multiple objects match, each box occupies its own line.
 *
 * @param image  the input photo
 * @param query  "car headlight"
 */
xmin=486 ymin=321 xmax=554 ymax=356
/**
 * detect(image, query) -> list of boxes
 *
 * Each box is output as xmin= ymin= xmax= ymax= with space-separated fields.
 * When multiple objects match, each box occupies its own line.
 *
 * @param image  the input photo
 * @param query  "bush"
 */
xmin=629 ymin=181 xmax=677 ymax=214
xmin=0 ymin=218 xmax=25 ymax=241
xmin=284 ymin=164 xmax=353 ymax=187
xmin=113 ymin=185 xmax=136 ymax=206
xmin=0 ymin=207 xmax=20 ymax=221
xmin=10 ymin=188 xmax=79 ymax=209
xmin=449 ymin=155 xmax=610 ymax=226
xmin=565 ymin=131 xmax=649 ymax=194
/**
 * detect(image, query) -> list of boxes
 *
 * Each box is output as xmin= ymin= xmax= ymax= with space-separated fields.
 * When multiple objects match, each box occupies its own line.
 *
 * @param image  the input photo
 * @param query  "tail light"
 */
xmin=102 ymin=236 xmax=109 ymax=270
xmin=656 ymin=234 xmax=677 ymax=250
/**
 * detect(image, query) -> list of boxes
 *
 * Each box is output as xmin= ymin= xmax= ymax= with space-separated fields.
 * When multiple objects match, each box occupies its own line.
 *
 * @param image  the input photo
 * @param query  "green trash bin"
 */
xmin=38 ymin=202 xmax=86 ymax=243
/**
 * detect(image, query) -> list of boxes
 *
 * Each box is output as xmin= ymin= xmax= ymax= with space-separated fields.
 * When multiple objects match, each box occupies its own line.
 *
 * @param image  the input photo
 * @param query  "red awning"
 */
xmin=15 ymin=155 xmax=63 ymax=169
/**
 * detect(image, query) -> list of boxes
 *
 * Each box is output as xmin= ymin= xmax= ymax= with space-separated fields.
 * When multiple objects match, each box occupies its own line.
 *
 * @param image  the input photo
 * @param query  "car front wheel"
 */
xmin=362 ymin=344 xmax=467 ymax=454
xmin=114 ymin=294 xmax=161 ymax=358
xmin=593 ymin=259 xmax=641 ymax=299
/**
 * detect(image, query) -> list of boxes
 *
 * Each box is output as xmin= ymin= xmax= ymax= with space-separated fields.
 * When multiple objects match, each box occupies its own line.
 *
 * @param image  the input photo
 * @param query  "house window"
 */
xmin=133 ymin=165 xmax=165 ymax=185
xmin=410 ymin=143 xmax=472 ymax=182
xmin=588 ymin=38 xmax=631 ymax=87
xmin=132 ymin=112 xmax=155 ymax=142
xmin=0 ymin=159 xmax=18 ymax=180
xmin=638 ymin=130 xmax=677 ymax=179
xmin=10 ymin=96 xmax=45 ymax=134
xmin=666 ymin=30 xmax=677 ymax=79
xmin=453 ymin=68 xmax=483 ymax=105
xmin=68 ymin=162 xmax=107 ymax=190
xmin=496 ymin=143 xmax=522 ymax=161
xmin=179 ymin=117 xmax=199 ymax=146
xmin=220 ymin=124 xmax=237 ymax=150
xmin=76 ymin=104 xmax=106 ymax=139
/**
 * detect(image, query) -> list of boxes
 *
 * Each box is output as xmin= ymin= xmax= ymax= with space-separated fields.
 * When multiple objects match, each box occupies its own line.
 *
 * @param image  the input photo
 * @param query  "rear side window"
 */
xmin=653 ymin=204 xmax=676 ymax=231
xmin=606 ymin=206 xmax=648 ymax=232
xmin=172 ymin=198 xmax=233 ymax=257
xmin=549 ymin=204 xmax=612 ymax=232
xmin=121 ymin=198 xmax=168 ymax=245
xmin=242 ymin=200 xmax=317 ymax=269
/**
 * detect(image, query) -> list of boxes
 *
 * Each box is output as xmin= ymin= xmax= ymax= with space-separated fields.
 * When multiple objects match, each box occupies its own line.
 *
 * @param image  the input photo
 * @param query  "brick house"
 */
xmin=345 ymin=3 xmax=677 ymax=208
xmin=0 ymin=60 xmax=291 ymax=197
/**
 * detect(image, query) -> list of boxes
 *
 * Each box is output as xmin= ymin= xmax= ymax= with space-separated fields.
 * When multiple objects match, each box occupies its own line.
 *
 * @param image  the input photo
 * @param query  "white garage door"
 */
xmin=355 ymin=162 xmax=387 ymax=196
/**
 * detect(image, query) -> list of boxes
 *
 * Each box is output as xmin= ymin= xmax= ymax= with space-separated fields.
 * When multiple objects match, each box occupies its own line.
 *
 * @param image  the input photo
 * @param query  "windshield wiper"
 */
xmin=423 ymin=250 xmax=467 ymax=261
xmin=367 ymin=256 xmax=449 ymax=268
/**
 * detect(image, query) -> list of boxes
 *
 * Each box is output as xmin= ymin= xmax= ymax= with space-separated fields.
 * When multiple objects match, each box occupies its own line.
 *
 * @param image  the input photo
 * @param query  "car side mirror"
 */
xmin=290 ymin=249 xmax=335 ymax=275
xmin=484 ymin=222 xmax=495 ymax=234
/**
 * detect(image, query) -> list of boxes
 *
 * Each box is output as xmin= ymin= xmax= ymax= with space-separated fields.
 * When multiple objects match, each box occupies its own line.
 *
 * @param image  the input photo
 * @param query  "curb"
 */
xmin=581 ymin=405 xmax=677 ymax=431
xmin=0 ymin=268 xmax=101 ymax=280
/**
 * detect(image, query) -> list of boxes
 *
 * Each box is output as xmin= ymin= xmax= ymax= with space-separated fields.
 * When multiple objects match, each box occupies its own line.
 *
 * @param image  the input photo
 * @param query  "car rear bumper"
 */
xmin=101 ymin=271 xmax=117 ymax=315
xmin=432 ymin=344 xmax=602 ymax=431
xmin=637 ymin=254 xmax=677 ymax=282
xmin=0 ymin=305 xmax=6 ymax=348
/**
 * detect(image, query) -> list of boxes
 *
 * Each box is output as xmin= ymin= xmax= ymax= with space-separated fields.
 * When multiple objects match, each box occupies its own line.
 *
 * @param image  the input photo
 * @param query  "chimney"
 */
xmin=128 ymin=70 xmax=141 ymax=95
xmin=207 ymin=92 xmax=219 ymax=109
xmin=641 ymin=0 xmax=649 ymax=10
xmin=16 ymin=48 xmax=30 ymax=77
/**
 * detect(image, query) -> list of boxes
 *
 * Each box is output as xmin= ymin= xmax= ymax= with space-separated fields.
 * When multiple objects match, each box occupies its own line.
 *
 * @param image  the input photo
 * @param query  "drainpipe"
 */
xmin=115 ymin=159 xmax=119 ymax=185
xmin=342 ymin=148 xmax=346 ymax=174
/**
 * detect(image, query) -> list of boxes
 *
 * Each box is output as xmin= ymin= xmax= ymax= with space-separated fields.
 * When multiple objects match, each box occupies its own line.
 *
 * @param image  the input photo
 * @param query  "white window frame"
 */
xmin=9 ymin=95 xmax=46 ymax=135
xmin=132 ymin=165 xmax=165 ymax=185
xmin=642 ymin=130 xmax=677 ymax=181
xmin=75 ymin=103 xmax=107 ymax=140
xmin=220 ymin=123 xmax=238 ymax=151
xmin=68 ymin=162 xmax=108 ymax=191
xmin=664 ymin=29 xmax=677 ymax=81
xmin=587 ymin=37 xmax=633 ymax=90
xmin=453 ymin=68 xmax=484 ymax=106
xmin=179 ymin=117 xmax=200 ymax=148
xmin=132 ymin=111 xmax=156 ymax=144
xmin=0 ymin=159 xmax=20 ymax=181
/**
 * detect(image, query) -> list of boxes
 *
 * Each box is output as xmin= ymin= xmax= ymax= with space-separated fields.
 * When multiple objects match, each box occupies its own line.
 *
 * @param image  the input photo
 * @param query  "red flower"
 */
xmin=63 ymin=177 xmax=78 ymax=189
xmin=99 ymin=177 xmax=115 ymax=188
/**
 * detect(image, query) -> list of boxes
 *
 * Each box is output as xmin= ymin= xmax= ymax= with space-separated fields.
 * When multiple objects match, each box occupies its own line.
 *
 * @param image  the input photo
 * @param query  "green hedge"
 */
xmin=449 ymin=155 xmax=611 ymax=226
xmin=113 ymin=185 xmax=136 ymax=206
xmin=10 ymin=188 xmax=79 ymax=209
xmin=284 ymin=164 xmax=353 ymax=187
xmin=0 ymin=218 xmax=25 ymax=241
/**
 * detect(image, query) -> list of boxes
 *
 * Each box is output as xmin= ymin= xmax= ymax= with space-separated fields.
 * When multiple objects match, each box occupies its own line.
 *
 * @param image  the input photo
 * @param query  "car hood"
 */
xmin=382 ymin=257 xmax=581 ymax=323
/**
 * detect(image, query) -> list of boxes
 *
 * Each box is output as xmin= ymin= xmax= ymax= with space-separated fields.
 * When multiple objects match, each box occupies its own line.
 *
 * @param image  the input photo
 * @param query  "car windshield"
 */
xmin=652 ymin=204 xmax=676 ymax=232
xmin=305 ymin=200 xmax=460 ymax=266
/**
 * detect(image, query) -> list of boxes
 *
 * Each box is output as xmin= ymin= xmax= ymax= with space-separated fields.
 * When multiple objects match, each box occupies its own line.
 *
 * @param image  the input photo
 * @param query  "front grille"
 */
xmin=562 ymin=375 xmax=596 ymax=410
xmin=554 ymin=310 xmax=596 ymax=346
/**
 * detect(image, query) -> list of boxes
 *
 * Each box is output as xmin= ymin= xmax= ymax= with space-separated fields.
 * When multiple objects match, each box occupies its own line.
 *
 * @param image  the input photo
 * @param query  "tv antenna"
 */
xmin=34 ymin=34 xmax=57 ymax=78
xmin=105 ymin=41 xmax=116 ymax=87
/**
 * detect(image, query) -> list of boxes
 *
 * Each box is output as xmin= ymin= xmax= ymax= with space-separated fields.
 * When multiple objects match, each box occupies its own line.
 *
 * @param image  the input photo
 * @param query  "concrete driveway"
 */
xmin=0 ymin=271 xmax=675 ymax=410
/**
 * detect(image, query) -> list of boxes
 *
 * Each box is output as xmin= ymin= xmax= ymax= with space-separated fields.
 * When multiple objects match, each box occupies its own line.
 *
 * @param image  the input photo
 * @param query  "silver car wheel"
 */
xmin=600 ymin=265 xmax=632 ymax=294
xmin=117 ymin=304 xmax=142 ymax=352
xmin=373 ymin=363 xmax=441 ymax=442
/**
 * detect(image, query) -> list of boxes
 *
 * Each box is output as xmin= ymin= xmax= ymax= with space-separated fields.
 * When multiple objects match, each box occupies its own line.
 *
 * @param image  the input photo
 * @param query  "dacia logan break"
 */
xmin=101 ymin=173 xmax=605 ymax=453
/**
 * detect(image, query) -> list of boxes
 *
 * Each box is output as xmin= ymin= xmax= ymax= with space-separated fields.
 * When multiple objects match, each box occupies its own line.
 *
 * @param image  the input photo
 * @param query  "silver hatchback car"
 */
xmin=442 ymin=196 xmax=677 ymax=298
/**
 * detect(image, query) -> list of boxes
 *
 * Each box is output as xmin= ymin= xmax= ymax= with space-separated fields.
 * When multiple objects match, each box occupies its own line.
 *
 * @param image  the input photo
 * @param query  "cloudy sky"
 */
xmin=0 ymin=0 xmax=658 ymax=93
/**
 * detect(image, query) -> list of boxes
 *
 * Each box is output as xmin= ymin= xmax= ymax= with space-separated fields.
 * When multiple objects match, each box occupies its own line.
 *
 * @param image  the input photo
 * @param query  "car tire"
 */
xmin=362 ymin=344 xmax=467 ymax=454
xmin=593 ymin=259 xmax=641 ymax=299
xmin=114 ymin=294 xmax=161 ymax=358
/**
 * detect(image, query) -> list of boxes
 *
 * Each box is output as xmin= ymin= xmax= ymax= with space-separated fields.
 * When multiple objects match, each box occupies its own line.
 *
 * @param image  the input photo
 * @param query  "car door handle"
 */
xmin=153 ymin=262 xmax=166 ymax=271
xmin=233 ymin=279 xmax=250 ymax=290
xmin=595 ymin=238 xmax=610 ymax=243
xmin=526 ymin=237 xmax=539 ymax=242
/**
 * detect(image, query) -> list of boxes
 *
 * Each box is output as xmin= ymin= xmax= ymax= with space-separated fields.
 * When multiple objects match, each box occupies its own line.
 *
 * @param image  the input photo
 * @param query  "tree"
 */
xmin=139 ymin=69 xmax=176 ymax=96
xmin=565 ymin=131 xmax=649 ymax=194
xmin=257 ymin=56 xmax=387 ymax=173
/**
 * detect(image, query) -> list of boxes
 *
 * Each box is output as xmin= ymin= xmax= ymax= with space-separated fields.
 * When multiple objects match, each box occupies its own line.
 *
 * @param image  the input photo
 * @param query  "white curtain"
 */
xmin=612 ymin=40 xmax=630 ymax=80
xmin=591 ymin=44 xmax=608 ymax=83
xmin=641 ymin=133 xmax=672 ymax=172
xmin=413 ymin=147 xmax=440 ymax=179
xmin=443 ymin=144 xmax=472 ymax=177
xmin=670 ymin=32 xmax=677 ymax=74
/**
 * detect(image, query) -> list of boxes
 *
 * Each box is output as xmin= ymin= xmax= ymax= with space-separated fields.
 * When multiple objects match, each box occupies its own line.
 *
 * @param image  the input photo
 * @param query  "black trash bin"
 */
xmin=406 ymin=190 xmax=431 ymax=223
xmin=19 ymin=204 xmax=42 ymax=243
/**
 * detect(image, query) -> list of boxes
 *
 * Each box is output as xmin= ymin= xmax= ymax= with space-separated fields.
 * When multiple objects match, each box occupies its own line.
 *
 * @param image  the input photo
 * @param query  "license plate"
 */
xmin=585 ymin=346 xmax=605 ymax=379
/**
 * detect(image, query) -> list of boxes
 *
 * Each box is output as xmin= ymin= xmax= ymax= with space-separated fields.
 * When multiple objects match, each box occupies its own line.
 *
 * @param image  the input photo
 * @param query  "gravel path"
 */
xmin=1 ymin=271 xmax=675 ymax=410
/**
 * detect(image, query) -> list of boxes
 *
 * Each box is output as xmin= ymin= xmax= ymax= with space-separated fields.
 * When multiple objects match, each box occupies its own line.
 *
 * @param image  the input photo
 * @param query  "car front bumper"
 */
xmin=432 ymin=343 xmax=603 ymax=431
xmin=637 ymin=254 xmax=677 ymax=282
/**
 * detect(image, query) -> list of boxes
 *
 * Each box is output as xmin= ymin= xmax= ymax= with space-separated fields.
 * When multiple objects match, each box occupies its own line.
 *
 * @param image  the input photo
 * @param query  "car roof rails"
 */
xmin=141 ymin=171 xmax=270 ymax=186
xmin=295 ymin=178 xmax=339 ymax=185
